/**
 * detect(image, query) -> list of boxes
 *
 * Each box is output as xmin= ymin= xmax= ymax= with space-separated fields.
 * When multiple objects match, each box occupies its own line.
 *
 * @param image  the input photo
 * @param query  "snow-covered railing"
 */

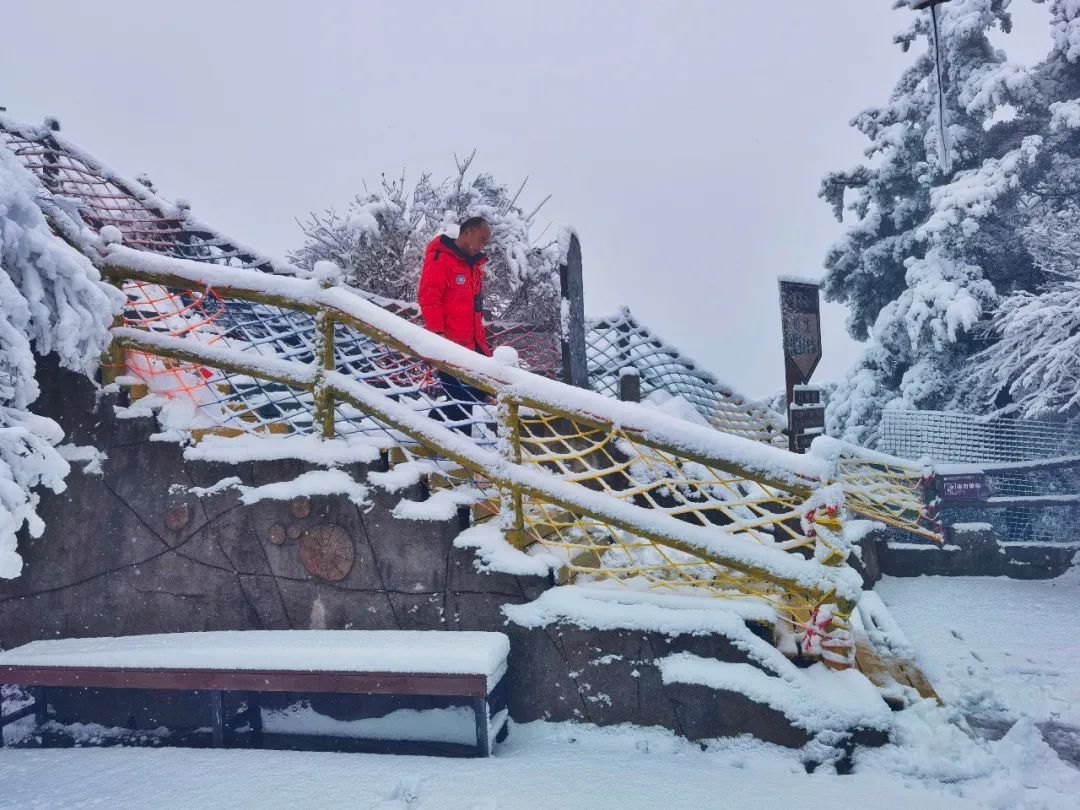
xmin=811 ymin=437 xmax=942 ymax=542
xmin=98 ymin=244 xmax=870 ymax=667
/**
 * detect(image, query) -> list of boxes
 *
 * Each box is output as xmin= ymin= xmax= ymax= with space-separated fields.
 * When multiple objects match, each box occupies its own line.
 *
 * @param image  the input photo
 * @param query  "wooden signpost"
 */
xmin=779 ymin=278 xmax=824 ymax=453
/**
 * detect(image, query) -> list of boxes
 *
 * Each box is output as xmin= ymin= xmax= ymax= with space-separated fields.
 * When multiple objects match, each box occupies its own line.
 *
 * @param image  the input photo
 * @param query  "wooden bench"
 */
xmin=0 ymin=630 xmax=510 ymax=757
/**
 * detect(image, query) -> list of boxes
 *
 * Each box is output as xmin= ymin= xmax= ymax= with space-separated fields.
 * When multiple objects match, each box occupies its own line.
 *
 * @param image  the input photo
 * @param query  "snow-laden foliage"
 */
xmin=0 ymin=144 xmax=121 ymax=577
xmin=290 ymin=152 xmax=561 ymax=326
xmin=968 ymin=268 xmax=1080 ymax=417
xmin=823 ymin=0 xmax=1080 ymax=443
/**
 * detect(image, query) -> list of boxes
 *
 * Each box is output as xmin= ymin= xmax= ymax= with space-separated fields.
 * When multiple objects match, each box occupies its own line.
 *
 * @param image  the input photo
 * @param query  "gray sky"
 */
xmin=1 ymin=1 xmax=1053 ymax=398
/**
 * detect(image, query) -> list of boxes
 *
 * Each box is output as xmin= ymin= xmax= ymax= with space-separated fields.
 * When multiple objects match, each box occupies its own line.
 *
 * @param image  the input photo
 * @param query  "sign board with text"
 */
xmin=779 ymin=279 xmax=822 ymax=389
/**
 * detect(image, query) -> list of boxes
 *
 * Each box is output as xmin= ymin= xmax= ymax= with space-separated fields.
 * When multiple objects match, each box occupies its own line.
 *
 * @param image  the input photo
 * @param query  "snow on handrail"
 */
xmin=103 ymin=242 xmax=943 ymax=543
xmin=102 ymin=243 xmax=831 ymax=493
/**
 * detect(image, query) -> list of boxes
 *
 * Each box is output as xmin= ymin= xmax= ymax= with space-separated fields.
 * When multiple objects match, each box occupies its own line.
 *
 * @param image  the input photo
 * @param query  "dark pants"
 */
xmin=431 ymin=370 xmax=490 ymax=434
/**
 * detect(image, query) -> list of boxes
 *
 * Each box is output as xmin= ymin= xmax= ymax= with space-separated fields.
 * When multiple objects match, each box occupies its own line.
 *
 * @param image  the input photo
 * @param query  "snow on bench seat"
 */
xmin=1 ymin=631 xmax=512 ymax=756
xmin=0 ymin=630 xmax=510 ymax=690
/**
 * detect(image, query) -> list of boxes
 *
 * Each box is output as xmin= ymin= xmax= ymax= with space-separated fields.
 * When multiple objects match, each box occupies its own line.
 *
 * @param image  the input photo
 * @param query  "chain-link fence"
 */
xmin=585 ymin=309 xmax=787 ymax=446
xmin=881 ymin=409 xmax=1080 ymax=545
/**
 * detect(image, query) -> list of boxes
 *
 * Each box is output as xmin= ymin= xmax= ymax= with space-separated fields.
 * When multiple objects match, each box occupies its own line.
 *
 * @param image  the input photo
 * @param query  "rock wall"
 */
xmin=876 ymin=524 xmax=1075 ymax=580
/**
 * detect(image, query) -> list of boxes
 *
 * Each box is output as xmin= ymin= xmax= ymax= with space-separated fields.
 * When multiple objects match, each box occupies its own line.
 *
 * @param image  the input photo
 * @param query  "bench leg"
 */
xmin=210 ymin=691 xmax=225 ymax=749
xmin=472 ymin=696 xmax=490 ymax=758
xmin=247 ymin=691 xmax=263 ymax=748
xmin=33 ymin=687 xmax=48 ymax=728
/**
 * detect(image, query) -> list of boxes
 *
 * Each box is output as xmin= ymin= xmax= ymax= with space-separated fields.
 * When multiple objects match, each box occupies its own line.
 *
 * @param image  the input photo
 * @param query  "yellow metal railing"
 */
xmin=94 ymin=246 xmax=939 ymax=669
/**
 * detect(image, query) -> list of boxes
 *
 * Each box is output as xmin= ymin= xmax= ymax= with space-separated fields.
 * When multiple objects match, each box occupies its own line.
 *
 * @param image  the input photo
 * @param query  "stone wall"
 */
xmin=876 ymin=524 xmax=1075 ymax=580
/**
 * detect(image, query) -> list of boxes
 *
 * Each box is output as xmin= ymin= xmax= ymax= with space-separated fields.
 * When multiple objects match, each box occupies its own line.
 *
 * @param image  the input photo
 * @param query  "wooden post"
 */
xmin=100 ymin=313 xmax=127 ymax=386
xmin=313 ymin=309 xmax=336 ymax=438
xmin=559 ymin=233 xmax=589 ymax=389
xmin=33 ymin=686 xmax=48 ymax=727
xmin=618 ymin=367 xmax=641 ymax=403
xmin=311 ymin=264 xmax=341 ymax=439
xmin=247 ymin=691 xmax=263 ymax=747
xmin=788 ymin=385 xmax=825 ymax=454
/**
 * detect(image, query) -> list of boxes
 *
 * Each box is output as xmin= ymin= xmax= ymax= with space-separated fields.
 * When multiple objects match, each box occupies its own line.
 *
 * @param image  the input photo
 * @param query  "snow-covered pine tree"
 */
xmin=821 ymin=0 xmax=1044 ymax=445
xmin=0 ymin=142 xmax=121 ymax=578
xmin=290 ymin=152 xmax=562 ymax=327
xmin=963 ymin=0 xmax=1080 ymax=417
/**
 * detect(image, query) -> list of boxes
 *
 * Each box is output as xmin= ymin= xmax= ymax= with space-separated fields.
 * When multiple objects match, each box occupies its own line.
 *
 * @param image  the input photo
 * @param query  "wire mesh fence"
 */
xmin=585 ymin=309 xmax=788 ymax=446
xmin=880 ymin=410 xmax=1080 ymax=545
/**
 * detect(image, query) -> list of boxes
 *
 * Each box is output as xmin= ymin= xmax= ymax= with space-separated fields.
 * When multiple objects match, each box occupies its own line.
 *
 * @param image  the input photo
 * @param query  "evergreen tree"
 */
xmin=0 ymin=142 xmax=120 ymax=578
xmin=963 ymin=0 xmax=1080 ymax=417
xmin=822 ymin=0 xmax=1051 ymax=445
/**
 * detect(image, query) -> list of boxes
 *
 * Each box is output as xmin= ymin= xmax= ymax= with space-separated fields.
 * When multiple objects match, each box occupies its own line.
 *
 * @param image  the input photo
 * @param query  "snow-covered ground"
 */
xmin=2 ymin=570 xmax=1079 ymax=808
xmin=0 ymin=722 xmax=989 ymax=809
xmin=878 ymin=570 xmax=1080 ymax=732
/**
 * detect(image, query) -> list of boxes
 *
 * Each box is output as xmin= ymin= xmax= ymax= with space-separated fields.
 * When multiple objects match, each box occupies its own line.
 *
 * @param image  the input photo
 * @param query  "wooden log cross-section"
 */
xmin=0 ymin=630 xmax=511 ymax=757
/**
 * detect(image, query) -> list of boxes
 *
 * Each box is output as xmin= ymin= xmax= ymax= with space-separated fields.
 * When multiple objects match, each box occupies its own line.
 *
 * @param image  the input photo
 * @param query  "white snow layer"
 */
xmin=188 ymin=469 xmax=370 ymax=508
xmin=392 ymin=486 xmax=485 ymax=521
xmin=452 ymin=522 xmax=555 ymax=577
xmin=503 ymin=584 xmax=777 ymax=633
xmin=658 ymin=653 xmax=889 ymax=733
xmin=0 ymin=720 xmax=989 ymax=809
xmin=263 ymin=703 xmax=478 ymax=746
xmin=183 ymin=434 xmax=380 ymax=466
xmin=0 ymin=630 xmax=510 ymax=685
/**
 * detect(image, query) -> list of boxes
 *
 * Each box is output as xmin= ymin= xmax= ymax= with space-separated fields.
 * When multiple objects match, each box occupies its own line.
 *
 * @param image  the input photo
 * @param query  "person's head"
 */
xmin=456 ymin=216 xmax=492 ymax=256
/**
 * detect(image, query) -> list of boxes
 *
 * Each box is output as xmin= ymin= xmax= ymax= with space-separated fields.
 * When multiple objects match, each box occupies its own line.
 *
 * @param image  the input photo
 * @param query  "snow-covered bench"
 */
xmin=0 ymin=630 xmax=510 ymax=757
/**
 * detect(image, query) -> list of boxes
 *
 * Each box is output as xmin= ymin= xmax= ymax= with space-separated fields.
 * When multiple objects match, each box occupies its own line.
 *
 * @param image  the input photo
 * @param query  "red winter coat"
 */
xmin=417 ymin=235 xmax=491 ymax=355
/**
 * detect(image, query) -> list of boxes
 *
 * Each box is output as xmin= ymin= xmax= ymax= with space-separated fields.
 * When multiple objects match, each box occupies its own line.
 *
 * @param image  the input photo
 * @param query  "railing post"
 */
xmin=100 ymin=313 xmax=127 ymax=386
xmin=807 ymin=507 xmax=854 ymax=670
xmin=618 ymin=367 xmax=641 ymax=403
xmin=312 ymin=262 xmax=340 ymax=439
xmin=495 ymin=395 xmax=526 ymax=550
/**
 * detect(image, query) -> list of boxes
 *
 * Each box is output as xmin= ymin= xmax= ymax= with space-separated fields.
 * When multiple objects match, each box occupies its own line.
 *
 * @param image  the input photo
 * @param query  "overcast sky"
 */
xmin=1 ymin=1 xmax=1054 ymax=398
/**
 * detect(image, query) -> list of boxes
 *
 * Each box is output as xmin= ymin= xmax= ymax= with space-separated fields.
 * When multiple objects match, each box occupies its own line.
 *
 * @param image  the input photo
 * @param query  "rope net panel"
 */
xmin=118 ymin=281 xmax=501 ymax=447
xmin=511 ymin=407 xmax=844 ymax=636
xmin=0 ymin=128 xmax=267 ymax=269
xmin=831 ymin=449 xmax=941 ymax=541
xmin=585 ymin=309 xmax=788 ymax=446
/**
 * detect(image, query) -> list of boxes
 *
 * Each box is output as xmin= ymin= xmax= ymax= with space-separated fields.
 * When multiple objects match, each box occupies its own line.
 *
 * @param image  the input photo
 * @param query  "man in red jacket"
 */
xmin=418 ymin=216 xmax=493 ymax=432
